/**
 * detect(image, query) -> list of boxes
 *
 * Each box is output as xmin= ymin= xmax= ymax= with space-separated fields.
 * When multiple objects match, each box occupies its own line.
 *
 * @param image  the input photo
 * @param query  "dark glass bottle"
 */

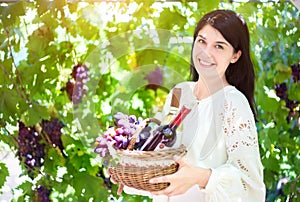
xmin=142 ymin=105 xmax=191 ymax=151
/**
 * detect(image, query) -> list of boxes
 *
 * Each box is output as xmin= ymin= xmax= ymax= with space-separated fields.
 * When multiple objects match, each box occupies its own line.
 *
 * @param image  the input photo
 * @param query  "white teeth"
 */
xmin=198 ymin=58 xmax=213 ymax=66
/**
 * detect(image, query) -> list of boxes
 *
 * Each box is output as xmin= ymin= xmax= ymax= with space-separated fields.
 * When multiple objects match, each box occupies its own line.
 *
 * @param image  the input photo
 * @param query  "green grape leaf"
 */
xmin=53 ymin=0 xmax=66 ymax=10
xmin=76 ymin=18 xmax=100 ymax=40
xmin=0 ymin=1 xmax=25 ymax=27
xmin=198 ymin=0 xmax=220 ymax=13
xmin=267 ymin=127 xmax=279 ymax=145
xmin=256 ymin=25 xmax=278 ymax=44
xmin=61 ymin=135 xmax=83 ymax=150
xmin=61 ymin=135 xmax=99 ymax=174
xmin=16 ymin=180 xmax=33 ymax=198
xmin=262 ymin=155 xmax=280 ymax=172
xmin=236 ymin=2 xmax=258 ymax=19
xmin=36 ymin=0 xmax=50 ymax=15
xmin=39 ymin=12 xmax=59 ymax=29
xmin=43 ymin=147 xmax=66 ymax=175
xmin=69 ymin=150 xmax=98 ymax=176
xmin=107 ymin=35 xmax=131 ymax=59
xmin=0 ymin=162 xmax=9 ymax=190
xmin=288 ymin=83 xmax=300 ymax=101
xmin=257 ymin=90 xmax=279 ymax=113
xmin=0 ymin=89 xmax=21 ymax=120
xmin=25 ymin=103 xmax=50 ymax=126
xmin=72 ymin=172 xmax=108 ymax=200
xmin=274 ymin=63 xmax=292 ymax=84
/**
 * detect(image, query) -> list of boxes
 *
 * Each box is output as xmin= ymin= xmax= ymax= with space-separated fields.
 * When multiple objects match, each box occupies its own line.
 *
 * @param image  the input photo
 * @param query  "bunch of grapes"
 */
xmin=65 ymin=63 xmax=89 ymax=105
xmin=94 ymin=112 xmax=151 ymax=158
xmin=145 ymin=67 xmax=163 ymax=91
xmin=41 ymin=118 xmax=64 ymax=152
xmin=274 ymin=83 xmax=288 ymax=100
xmin=274 ymin=63 xmax=300 ymax=124
xmin=37 ymin=185 xmax=51 ymax=202
xmin=17 ymin=121 xmax=45 ymax=178
xmin=291 ymin=63 xmax=300 ymax=83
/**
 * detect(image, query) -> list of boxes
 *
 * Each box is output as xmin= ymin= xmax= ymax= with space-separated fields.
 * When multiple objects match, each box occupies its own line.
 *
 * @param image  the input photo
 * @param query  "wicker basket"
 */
xmin=109 ymin=144 xmax=187 ymax=192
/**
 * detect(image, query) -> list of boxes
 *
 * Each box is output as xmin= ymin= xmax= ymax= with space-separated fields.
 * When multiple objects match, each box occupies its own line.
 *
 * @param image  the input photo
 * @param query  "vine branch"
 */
xmin=5 ymin=28 xmax=31 ymax=102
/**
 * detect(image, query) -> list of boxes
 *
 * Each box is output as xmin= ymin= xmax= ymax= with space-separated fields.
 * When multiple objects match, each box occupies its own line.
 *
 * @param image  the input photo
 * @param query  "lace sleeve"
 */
xmin=204 ymin=99 xmax=266 ymax=202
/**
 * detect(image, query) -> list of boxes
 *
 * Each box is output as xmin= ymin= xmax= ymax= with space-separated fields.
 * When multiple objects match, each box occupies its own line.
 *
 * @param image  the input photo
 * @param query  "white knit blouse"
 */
xmin=124 ymin=81 xmax=266 ymax=202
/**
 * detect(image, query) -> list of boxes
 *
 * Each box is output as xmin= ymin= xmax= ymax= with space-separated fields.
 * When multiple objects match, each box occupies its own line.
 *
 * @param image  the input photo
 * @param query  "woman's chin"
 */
xmin=196 ymin=66 xmax=221 ymax=79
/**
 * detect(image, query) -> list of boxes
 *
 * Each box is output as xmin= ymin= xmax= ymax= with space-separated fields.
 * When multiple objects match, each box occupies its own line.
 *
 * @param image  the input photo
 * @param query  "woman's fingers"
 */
xmin=109 ymin=176 xmax=118 ymax=184
xmin=106 ymin=168 xmax=118 ymax=185
xmin=117 ymin=184 xmax=124 ymax=195
xmin=173 ymin=155 xmax=186 ymax=168
xmin=149 ymin=175 xmax=170 ymax=184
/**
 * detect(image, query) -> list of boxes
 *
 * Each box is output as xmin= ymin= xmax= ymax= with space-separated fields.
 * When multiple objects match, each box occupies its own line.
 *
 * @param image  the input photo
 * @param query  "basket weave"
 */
xmin=109 ymin=144 xmax=187 ymax=192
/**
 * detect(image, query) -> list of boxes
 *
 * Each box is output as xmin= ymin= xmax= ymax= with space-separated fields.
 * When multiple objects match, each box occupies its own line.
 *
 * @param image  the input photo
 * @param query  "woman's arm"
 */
xmin=203 ymin=98 xmax=266 ymax=201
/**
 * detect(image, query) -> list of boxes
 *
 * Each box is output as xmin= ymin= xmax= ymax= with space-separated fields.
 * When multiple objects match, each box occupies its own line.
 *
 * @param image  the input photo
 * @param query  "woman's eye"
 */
xmin=198 ymin=39 xmax=205 ymax=44
xmin=216 ymin=45 xmax=224 ymax=50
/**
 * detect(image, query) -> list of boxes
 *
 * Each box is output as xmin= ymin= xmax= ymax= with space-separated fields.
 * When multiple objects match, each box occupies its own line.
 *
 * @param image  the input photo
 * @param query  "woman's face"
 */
xmin=192 ymin=24 xmax=241 ymax=81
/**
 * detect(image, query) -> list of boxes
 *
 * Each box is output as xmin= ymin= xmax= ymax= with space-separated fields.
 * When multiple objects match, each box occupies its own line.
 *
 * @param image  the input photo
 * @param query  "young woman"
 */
xmin=119 ymin=9 xmax=266 ymax=201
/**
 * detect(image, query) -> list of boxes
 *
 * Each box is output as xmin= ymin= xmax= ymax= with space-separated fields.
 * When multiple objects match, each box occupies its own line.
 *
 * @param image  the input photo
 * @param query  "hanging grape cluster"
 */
xmin=274 ymin=63 xmax=300 ymax=123
xmin=18 ymin=119 xmax=65 ymax=200
xmin=18 ymin=121 xmax=45 ymax=177
xmin=41 ymin=118 xmax=64 ymax=152
xmin=37 ymin=186 xmax=51 ymax=202
xmin=291 ymin=63 xmax=300 ymax=83
xmin=65 ymin=63 xmax=89 ymax=105
xmin=145 ymin=67 xmax=163 ymax=91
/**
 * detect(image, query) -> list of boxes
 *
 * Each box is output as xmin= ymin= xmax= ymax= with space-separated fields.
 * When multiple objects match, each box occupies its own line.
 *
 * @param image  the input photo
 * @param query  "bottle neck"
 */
xmin=169 ymin=105 xmax=191 ymax=129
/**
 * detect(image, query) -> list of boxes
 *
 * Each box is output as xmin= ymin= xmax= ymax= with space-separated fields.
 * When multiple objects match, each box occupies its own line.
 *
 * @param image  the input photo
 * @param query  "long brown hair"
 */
xmin=190 ymin=10 xmax=257 ymax=119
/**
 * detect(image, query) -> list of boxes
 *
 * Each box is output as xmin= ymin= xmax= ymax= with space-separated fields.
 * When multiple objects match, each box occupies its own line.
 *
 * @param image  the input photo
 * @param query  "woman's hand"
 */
xmin=149 ymin=156 xmax=211 ymax=197
xmin=107 ymin=167 xmax=124 ymax=195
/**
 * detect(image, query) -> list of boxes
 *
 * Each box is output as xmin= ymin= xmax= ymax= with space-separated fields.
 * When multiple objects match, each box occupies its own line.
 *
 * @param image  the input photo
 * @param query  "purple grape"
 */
xmin=286 ymin=99 xmax=299 ymax=111
xmin=95 ymin=112 xmax=151 ymax=155
xmin=64 ymin=63 xmax=90 ymax=105
xmin=128 ymin=115 xmax=137 ymax=123
xmin=114 ymin=135 xmax=129 ymax=149
xmin=145 ymin=67 xmax=163 ymax=91
xmin=94 ymin=147 xmax=109 ymax=158
xmin=18 ymin=121 xmax=45 ymax=178
xmin=291 ymin=63 xmax=300 ymax=83
xmin=37 ymin=186 xmax=51 ymax=202
xmin=113 ymin=112 xmax=128 ymax=123
xmin=274 ymin=83 xmax=287 ymax=100
xmin=41 ymin=119 xmax=64 ymax=151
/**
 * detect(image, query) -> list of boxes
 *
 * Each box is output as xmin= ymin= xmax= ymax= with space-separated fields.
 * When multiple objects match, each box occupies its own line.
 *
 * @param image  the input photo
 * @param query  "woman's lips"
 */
xmin=198 ymin=58 xmax=215 ymax=67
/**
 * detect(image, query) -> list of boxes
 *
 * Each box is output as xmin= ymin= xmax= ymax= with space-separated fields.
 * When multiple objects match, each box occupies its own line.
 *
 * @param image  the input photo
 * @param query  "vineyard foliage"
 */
xmin=0 ymin=0 xmax=299 ymax=201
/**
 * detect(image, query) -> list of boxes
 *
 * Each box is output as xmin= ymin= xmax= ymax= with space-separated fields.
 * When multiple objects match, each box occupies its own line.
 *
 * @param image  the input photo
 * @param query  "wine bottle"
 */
xmin=141 ymin=105 xmax=191 ymax=151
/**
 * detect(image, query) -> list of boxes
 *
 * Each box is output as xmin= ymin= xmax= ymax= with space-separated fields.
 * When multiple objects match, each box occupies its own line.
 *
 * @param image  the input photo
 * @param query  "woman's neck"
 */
xmin=193 ymin=76 xmax=229 ymax=100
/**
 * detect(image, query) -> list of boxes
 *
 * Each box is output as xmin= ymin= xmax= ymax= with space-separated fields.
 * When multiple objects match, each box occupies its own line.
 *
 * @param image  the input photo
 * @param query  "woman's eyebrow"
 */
xmin=198 ymin=34 xmax=229 ymax=46
xmin=216 ymin=41 xmax=229 ymax=46
xmin=198 ymin=34 xmax=205 ymax=39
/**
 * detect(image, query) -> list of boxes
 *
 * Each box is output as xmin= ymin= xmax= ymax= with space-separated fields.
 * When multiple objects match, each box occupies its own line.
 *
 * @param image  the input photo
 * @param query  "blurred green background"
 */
xmin=0 ymin=0 xmax=299 ymax=201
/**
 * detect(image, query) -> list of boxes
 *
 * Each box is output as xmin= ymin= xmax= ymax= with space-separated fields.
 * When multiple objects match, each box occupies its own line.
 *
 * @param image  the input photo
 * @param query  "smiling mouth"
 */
xmin=198 ymin=58 xmax=215 ymax=66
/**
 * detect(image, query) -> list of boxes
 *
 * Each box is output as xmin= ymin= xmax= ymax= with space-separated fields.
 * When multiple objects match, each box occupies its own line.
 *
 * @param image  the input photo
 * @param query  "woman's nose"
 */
xmin=198 ymin=48 xmax=211 ymax=60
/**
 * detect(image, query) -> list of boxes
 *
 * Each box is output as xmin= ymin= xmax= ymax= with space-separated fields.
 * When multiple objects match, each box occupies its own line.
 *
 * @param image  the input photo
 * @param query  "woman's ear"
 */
xmin=231 ymin=50 xmax=242 ymax=63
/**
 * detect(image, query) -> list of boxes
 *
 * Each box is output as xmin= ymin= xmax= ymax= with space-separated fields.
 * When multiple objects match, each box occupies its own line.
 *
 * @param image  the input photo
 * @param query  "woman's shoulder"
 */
xmin=224 ymin=86 xmax=248 ymax=103
xmin=223 ymin=85 xmax=252 ymax=112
